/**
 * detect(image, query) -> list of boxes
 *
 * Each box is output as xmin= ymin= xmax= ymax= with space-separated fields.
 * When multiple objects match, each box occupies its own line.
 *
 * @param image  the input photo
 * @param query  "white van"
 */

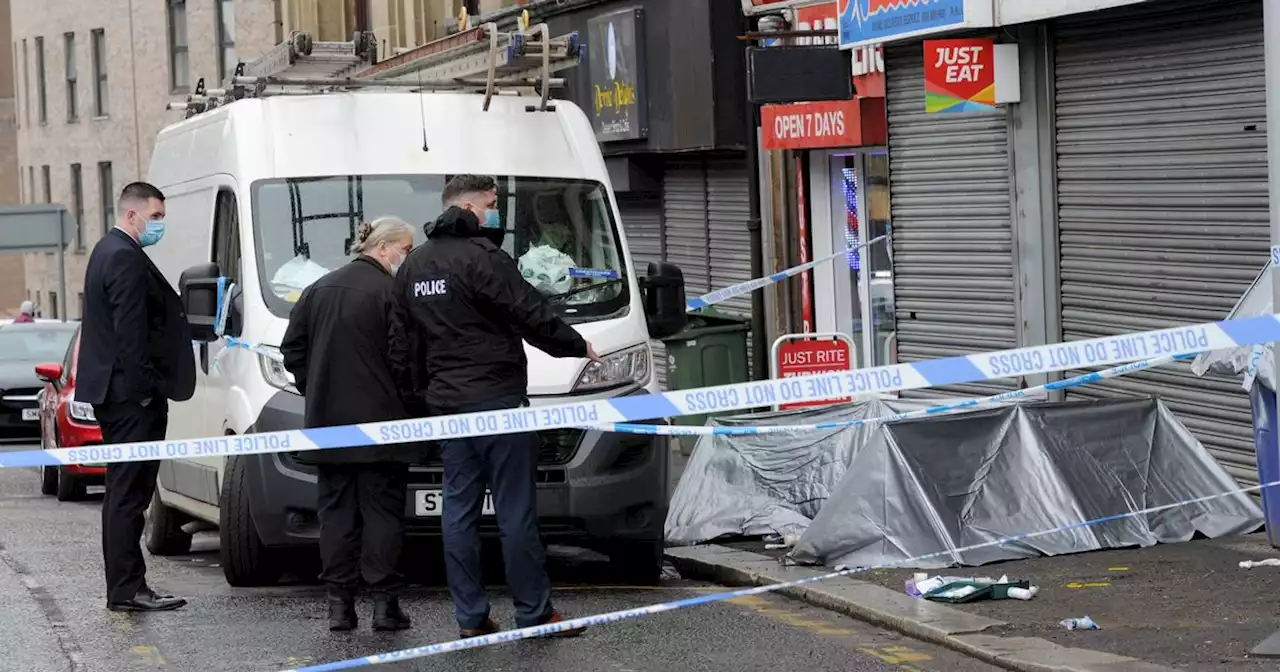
xmin=140 ymin=28 xmax=689 ymax=586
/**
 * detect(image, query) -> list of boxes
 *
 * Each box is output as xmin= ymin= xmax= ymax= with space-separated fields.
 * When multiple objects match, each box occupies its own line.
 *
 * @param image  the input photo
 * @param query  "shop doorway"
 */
xmin=809 ymin=149 xmax=894 ymax=369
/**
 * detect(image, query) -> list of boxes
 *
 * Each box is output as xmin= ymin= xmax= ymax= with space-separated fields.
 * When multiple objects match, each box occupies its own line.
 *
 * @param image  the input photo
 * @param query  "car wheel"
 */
xmin=607 ymin=538 xmax=666 ymax=586
xmin=219 ymin=455 xmax=282 ymax=587
xmin=55 ymin=470 xmax=87 ymax=502
xmin=40 ymin=466 xmax=58 ymax=496
xmin=145 ymin=489 xmax=194 ymax=555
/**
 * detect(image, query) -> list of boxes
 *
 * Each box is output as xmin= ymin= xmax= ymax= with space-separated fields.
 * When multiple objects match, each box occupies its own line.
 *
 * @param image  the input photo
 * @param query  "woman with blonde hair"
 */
xmin=280 ymin=216 xmax=420 ymax=632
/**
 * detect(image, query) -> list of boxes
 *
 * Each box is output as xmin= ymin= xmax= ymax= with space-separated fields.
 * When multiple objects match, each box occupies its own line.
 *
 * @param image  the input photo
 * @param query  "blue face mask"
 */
xmin=138 ymin=219 xmax=166 ymax=247
xmin=482 ymin=209 xmax=502 ymax=230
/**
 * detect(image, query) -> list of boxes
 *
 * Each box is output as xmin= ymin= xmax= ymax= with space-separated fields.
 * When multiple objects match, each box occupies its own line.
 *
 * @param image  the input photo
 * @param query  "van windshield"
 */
xmin=250 ymin=175 xmax=630 ymax=323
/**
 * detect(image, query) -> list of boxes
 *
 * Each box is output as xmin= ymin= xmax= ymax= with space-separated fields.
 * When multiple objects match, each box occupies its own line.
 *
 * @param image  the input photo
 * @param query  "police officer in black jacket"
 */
xmin=281 ymin=216 xmax=420 ymax=632
xmin=389 ymin=175 xmax=599 ymax=639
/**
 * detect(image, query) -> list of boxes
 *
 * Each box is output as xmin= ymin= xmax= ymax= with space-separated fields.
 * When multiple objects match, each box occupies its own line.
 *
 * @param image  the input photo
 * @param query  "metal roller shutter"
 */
xmin=1052 ymin=0 xmax=1267 ymax=485
xmin=616 ymin=194 xmax=669 ymax=388
xmin=885 ymin=44 xmax=1017 ymax=398
xmin=663 ymin=162 xmax=711 ymax=298
xmin=706 ymin=157 xmax=754 ymax=318
xmin=706 ymin=157 xmax=756 ymax=375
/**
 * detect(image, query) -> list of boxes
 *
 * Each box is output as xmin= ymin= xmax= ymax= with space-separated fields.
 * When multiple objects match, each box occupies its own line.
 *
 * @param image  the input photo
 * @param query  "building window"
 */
xmin=41 ymin=165 xmax=50 ymax=203
xmin=48 ymin=291 xmax=58 ymax=320
xmin=25 ymin=166 xmax=32 ymax=203
xmin=21 ymin=39 xmax=29 ymax=127
xmin=77 ymin=292 xmax=84 ymax=319
xmin=70 ymin=164 xmax=83 ymax=251
xmin=387 ymin=0 xmax=406 ymax=53
xmin=90 ymin=30 xmax=107 ymax=117
xmin=12 ymin=42 xmax=19 ymax=129
xmin=168 ymin=0 xmax=189 ymax=91
xmin=64 ymin=32 xmax=77 ymax=122
xmin=34 ymin=36 xmax=46 ymax=124
xmin=216 ymin=0 xmax=236 ymax=83
xmin=98 ymin=161 xmax=113 ymax=236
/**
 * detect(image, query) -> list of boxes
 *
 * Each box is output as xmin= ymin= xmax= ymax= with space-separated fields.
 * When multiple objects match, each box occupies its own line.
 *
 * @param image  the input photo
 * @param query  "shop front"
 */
xmin=1047 ymin=0 xmax=1268 ymax=483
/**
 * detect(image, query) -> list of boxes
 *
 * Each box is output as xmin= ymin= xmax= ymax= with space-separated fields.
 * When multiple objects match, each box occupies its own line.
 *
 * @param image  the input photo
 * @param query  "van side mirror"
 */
xmin=642 ymin=262 xmax=687 ymax=339
xmin=180 ymin=263 xmax=221 ymax=343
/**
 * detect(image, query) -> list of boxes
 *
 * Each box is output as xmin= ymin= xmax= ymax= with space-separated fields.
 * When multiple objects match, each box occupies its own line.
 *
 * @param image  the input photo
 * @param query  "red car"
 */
xmin=35 ymin=329 xmax=105 ymax=501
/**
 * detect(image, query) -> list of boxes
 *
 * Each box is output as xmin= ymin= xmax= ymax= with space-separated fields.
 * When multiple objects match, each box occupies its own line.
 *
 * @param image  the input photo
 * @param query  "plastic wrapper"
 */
xmin=1191 ymin=263 xmax=1274 ymax=392
xmin=664 ymin=397 xmax=1263 ymax=571
xmin=518 ymin=245 xmax=575 ymax=295
xmin=270 ymin=255 xmax=331 ymax=302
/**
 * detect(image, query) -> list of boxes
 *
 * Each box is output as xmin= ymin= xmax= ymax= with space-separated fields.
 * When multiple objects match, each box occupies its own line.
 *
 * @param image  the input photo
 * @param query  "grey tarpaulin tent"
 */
xmin=665 ymin=398 xmax=1262 ymax=571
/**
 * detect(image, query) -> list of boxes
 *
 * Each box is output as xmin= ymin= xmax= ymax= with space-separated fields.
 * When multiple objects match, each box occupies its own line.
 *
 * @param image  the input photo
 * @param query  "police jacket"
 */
xmin=389 ymin=206 xmax=588 ymax=412
xmin=281 ymin=256 xmax=420 ymax=464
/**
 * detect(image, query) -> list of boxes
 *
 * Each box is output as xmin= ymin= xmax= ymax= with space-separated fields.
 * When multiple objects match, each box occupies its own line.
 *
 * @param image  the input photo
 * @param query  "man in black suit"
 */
xmin=77 ymin=181 xmax=196 ymax=612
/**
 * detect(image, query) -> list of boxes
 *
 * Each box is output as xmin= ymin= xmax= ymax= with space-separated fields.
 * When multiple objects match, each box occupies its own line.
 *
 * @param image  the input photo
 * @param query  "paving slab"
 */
xmin=668 ymin=544 xmax=1191 ymax=672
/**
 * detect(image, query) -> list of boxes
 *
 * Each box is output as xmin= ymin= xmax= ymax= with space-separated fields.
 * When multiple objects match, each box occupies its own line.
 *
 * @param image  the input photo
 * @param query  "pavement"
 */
xmin=668 ymin=534 xmax=1280 ymax=672
xmin=0 ymin=449 xmax=1001 ymax=672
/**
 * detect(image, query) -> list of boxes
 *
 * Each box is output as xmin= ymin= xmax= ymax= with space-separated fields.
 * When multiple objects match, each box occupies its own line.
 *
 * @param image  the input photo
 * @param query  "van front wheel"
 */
xmin=220 ymin=455 xmax=282 ymax=587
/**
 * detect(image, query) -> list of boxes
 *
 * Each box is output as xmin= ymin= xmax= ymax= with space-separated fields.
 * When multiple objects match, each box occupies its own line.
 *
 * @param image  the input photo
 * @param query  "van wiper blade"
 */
xmin=547 ymin=278 xmax=625 ymax=304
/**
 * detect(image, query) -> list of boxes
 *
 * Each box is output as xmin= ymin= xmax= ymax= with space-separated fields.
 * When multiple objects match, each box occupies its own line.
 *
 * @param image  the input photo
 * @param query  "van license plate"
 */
xmin=414 ymin=490 xmax=496 ymax=517
xmin=21 ymin=409 xmax=38 ymax=421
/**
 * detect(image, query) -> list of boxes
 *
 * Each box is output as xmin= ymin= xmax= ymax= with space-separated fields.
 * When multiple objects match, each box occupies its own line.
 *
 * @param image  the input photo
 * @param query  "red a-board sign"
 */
xmin=775 ymin=337 xmax=853 ymax=410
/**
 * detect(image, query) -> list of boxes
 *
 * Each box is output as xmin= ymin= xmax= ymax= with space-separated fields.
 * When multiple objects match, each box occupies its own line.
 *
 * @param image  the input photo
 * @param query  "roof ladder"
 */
xmin=166 ymin=10 xmax=583 ymax=118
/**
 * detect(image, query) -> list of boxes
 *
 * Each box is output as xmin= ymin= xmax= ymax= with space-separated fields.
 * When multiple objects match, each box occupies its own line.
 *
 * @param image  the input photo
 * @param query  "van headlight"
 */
xmin=68 ymin=401 xmax=96 ymax=424
xmin=574 ymin=344 xmax=650 ymax=392
xmin=256 ymin=345 xmax=300 ymax=395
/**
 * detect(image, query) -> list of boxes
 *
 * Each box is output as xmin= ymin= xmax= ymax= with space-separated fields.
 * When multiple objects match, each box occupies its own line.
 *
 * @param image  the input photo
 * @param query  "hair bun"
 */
xmin=356 ymin=221 xmax=374 ymax=242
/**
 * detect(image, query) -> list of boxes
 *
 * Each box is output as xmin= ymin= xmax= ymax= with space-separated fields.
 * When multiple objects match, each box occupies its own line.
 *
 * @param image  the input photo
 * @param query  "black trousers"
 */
xmin=316 ymin=463 xmax=408 ymax=600
xmin=96 ymin=400 xmax=168 ymax=604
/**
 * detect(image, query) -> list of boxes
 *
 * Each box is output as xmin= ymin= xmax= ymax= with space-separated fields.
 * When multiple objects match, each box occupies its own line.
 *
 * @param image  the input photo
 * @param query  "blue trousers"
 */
xmin=436 ymin=397 xmax=553 ymax=629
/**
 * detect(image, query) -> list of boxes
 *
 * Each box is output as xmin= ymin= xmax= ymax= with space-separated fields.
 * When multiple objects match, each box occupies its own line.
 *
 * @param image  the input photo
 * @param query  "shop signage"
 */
xmin=773 ymin=335 xmax=855 ymax=411
xmin=838 ymin=0 xmax=994 ymax=50
xmin=586 ymin=8 xmax=648 ymax=142
xmin=794 ymin=2 xmax=885 ymax=98
xmin=922 ymin=38 xmax=1020 ymax=113
xmin=760 ymin=98 xmax=886 ymax=150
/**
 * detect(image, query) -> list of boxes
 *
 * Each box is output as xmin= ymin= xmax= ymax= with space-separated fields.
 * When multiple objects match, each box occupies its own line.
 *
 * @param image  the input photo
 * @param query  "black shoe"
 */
xmin=328 ymin=596 xmax=358 ymax=632
xmin=107 ymin=588 xmax=187 ymax=612
xmin=372 ymin=596 xmax=411 ymax=632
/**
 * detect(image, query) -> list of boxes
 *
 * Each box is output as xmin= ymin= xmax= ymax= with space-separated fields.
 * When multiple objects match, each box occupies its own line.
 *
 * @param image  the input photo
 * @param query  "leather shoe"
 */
xmin=459 ymin=618 xmax=500 ymax=639
xmin=535 ymin=610 xmax=586 ymax=638
xmin=372 ymin=597 xmax=411 ymax=631
xmin=107 ymin=589 xmax=187 ymax=612
xmin=328 ymin=596 xmax=358 ymax=632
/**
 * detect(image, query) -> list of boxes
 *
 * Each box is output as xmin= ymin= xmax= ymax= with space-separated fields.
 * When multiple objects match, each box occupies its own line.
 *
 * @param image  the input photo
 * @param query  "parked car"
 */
xmin=0 ymin=321 xmax=78 ymax=448
xmin=31 ymin=326 xmax=103 ymax=501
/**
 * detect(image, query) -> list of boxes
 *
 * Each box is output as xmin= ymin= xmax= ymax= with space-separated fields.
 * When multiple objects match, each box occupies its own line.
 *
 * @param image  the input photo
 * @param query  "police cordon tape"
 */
xmin=279 ymin=477 xmax=1280 ymax=671
xmin=593 ymin=352 xmax=1194 ymax=437
xmin=1 ymin=315 xmax=1276 ymax=470
xmin=685 ymin=235 xmax=886 ymax=311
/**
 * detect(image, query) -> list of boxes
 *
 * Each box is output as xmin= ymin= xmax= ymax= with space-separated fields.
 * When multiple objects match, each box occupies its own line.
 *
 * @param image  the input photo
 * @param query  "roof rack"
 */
xmin=166 ymin=14 xmax=583 ymax=120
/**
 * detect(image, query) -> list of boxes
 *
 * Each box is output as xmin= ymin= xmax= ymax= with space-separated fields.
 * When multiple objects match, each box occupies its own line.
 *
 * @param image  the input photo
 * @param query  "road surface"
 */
xmin=0 ymin=455 xmax=998 ymax=672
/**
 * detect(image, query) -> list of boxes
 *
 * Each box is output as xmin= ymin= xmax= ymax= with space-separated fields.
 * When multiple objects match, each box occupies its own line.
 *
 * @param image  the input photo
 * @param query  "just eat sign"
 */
xmin=923 ymin=38 xmax=996 ymax=113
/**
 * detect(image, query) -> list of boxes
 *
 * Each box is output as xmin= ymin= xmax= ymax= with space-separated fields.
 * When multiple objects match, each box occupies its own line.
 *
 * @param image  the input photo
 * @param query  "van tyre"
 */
xmin=145 ymin=489 xmax=193 ymax=555
xmin=55 ymin=470 xmax=86 ymax=502
xmin=220 ymin=455 xmax=282 ymax=586
xmin=607 ymin=538 xmax=665 ymax=585
xmin=40 ymin=466 xmax=58 ymax=495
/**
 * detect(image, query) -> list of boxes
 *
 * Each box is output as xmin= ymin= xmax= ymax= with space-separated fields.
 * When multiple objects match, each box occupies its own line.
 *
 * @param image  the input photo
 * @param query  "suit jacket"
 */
xmin=76 ymin=228 xmax=197 ymax=406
